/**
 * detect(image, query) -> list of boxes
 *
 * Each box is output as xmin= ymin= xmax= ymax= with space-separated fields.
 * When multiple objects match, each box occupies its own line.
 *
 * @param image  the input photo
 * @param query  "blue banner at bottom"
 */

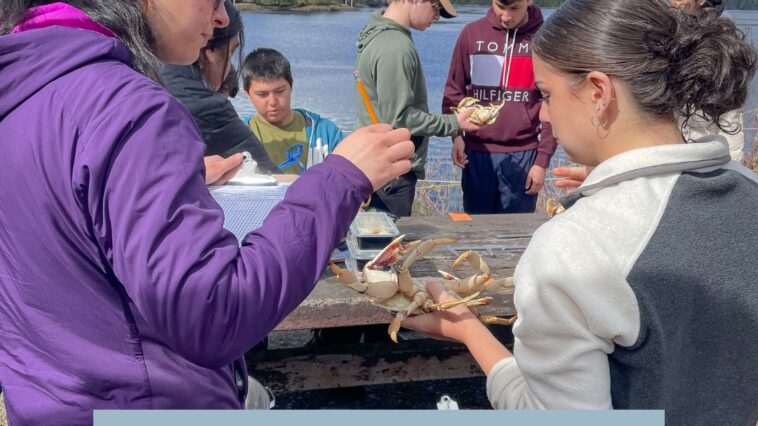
xmin=95 ymin=410 xmax=664 ymax=426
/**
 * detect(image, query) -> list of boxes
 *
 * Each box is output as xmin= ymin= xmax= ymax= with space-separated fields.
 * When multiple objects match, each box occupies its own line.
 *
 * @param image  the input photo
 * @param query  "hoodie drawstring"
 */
xmin=500 ymin=28 xmax=518 ymax=92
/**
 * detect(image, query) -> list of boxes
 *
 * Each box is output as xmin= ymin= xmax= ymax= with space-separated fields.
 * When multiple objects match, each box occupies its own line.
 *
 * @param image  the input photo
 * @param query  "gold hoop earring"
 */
xmin=591 ymin=113 xmax=607 ymax=129
xmin=591 ymin=103 xmax=608 ymax=129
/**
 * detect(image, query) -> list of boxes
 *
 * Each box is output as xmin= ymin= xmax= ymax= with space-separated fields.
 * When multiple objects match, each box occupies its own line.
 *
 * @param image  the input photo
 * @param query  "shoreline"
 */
xmin=235 ymin=3 xmax=358 ymax=12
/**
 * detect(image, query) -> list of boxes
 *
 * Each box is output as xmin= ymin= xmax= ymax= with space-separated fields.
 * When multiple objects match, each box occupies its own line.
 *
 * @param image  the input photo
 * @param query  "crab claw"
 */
xmin=437 ymin=270 xmax=459 ymax=280
xmin=388 ymin=313 xmax=404 ymax=344
xmin=452 ymin=250 xmax=490 ymax=276
xmin=363 ymin=280 xmax=400 ymax=300
xmin=365 ymin=235 xmax=416 ymax=270
xmin=445 ymin=273 xmax=491 ymax=296
xmin=486 ymin=276 xmax=514 ymax=290
xmin=330 ymin=262 xmax=368 ymax=293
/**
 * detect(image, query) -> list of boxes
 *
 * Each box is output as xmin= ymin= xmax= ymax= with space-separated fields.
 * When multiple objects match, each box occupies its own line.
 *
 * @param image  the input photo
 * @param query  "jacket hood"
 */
xmin=485 ymin=4 xmax=544 ymax=35
xmin=0 ymin=26 xmax=130 ymax=119
xmin=356 ymin=10 xmax=411 ymax=53
xmin=296 ymin=108 xmax=322 ymax=122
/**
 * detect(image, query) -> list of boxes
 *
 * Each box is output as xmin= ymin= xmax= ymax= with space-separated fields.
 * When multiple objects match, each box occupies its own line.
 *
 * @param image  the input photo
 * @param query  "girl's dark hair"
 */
xmin=1 ymin=0 xmax=162 ymax=83
xmin=533 ymin=0 xmax=757 ymax=133
xmin=198 ymin=1 xmax=244 ymax=92
xmin=220 ymin=66 xmax=240 ymax=98
xmin=700 ymin=0 xmax=724 ymax=13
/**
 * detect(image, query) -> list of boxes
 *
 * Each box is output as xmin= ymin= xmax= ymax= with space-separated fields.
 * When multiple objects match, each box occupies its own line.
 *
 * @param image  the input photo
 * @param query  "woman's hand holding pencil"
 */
xmin=333 ymin=124 xmax=414 ymax=191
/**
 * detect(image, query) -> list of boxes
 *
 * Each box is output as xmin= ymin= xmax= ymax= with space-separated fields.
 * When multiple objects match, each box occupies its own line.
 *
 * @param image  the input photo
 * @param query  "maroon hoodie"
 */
xmin=442 ymin=6 xmax=557 ymax=168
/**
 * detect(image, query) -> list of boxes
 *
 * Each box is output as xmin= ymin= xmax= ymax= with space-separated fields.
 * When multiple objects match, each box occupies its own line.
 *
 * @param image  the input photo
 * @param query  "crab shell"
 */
xmin=468 ymin=101 xmax=505 ymax=125
xmin=371 ymin=279 xmax=428 ymax=314
xmin=450 ymin=97 xmax=480 ymax=114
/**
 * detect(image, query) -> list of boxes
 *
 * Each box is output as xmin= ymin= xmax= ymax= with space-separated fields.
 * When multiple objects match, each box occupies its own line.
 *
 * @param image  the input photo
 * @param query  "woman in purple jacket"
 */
xmin=0 ymin=0 xmax=413 ymax=423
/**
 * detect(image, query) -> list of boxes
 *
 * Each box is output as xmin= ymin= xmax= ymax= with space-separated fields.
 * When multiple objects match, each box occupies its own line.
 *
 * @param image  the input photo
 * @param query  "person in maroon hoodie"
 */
xmin=443 ymin=0 xmax=557 ymax=214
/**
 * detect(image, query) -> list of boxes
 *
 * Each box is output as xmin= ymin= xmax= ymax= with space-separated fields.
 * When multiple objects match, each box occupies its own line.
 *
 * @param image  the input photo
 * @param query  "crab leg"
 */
xmin=428 ymin=291 xmax=493 ymax=311
xmin=388 ymin=292 xmax=426 ymax=343
xmin=446 ymin=251 xmax=502 ymax=295
xmin=397 ymin=238 xmax=457 ymax=295
xmin=403 ymin=238 xmax=458 ymax=269
xmin=452 ymin=250 xmax=490 ymax=275
xmin=479 ymin=315 xmax=518 ymax=326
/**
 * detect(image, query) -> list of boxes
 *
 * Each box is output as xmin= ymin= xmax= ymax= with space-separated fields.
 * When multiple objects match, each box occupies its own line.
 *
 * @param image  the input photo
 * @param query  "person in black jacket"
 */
xmin=161 ymin=1 xmax=280 ymax=174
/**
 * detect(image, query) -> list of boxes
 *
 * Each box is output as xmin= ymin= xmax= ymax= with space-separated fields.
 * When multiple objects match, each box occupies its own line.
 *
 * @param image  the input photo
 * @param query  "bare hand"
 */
xmin=451 ymin=135 xmax=468 ymax=169
xmin=401 ymin=281 xmax=482 ymax=344
xmin=553 ymin=166 xmax=591 ymax=189
xmin=332 ymin=124 xmax=414 ymax=191
xmin=455 ymin=108 xmax=482 ymax=132
xmin=525 ymin=165 xmax=546 ymax=195
xmin=204 ymin=154 xmax=243 ymax=186
xmin=272 ymin=174 xmax=299 ymax=184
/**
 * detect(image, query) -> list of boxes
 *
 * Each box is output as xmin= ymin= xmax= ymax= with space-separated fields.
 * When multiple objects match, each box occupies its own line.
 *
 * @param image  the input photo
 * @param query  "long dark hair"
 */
xmin=199 ymin=1 xmax=243 ymax=92
xmin=533 ymin=0 xmax=757 ymax=133
xmin=1 ymin=0 xmax=163 ymax=83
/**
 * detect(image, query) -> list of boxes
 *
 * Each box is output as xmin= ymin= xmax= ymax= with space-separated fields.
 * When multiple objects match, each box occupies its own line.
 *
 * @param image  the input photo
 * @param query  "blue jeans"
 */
xmin=461 ymin=149 xmax=538 ymax=214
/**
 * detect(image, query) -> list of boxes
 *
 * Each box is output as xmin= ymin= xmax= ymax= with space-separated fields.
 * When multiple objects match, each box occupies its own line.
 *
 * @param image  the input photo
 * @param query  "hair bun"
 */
xmin=532 ymin=0 xmax=757 ymax=134
xmin=666 ymin=9 xmax=757 ymax=128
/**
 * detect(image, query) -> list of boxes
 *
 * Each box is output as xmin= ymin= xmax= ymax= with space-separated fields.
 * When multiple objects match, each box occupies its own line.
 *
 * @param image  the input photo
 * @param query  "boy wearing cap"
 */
xmin=354 ymin=0 xmax=479 ymax=217
xmin=443 ymin=0 xmax=557 ymax=214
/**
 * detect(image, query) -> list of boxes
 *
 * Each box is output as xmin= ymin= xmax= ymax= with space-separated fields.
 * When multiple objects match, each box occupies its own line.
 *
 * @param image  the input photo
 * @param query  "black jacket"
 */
xmin=161 ymin=64 xmax=280 ymax=174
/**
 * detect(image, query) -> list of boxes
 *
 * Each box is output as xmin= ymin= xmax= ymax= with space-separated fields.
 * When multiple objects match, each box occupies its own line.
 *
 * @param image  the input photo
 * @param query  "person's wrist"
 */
xmin=456 ymin=317 xmax=488 ymax=346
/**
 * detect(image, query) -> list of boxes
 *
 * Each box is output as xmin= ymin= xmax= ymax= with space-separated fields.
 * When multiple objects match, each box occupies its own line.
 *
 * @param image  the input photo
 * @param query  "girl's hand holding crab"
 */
xmin=401 ymin=281 xmax=483 ymax=344
xmin=402 ymin=281 xmax=514 ymax=375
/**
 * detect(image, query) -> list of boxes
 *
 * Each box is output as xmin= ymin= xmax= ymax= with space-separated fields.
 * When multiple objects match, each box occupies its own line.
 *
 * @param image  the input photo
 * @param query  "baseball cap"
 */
xmin=439 ymin=0 xmax=457 ymax=19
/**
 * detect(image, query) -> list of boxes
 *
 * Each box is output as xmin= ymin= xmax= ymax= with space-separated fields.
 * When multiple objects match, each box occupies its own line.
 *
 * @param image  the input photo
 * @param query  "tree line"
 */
xmin=236 ymin=0 xmax=758 ymax=9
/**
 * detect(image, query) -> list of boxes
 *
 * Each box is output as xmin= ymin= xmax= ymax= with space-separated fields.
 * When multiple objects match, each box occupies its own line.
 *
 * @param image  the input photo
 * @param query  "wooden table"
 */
xmin=250 ymin=213 xmax=548 ymax=393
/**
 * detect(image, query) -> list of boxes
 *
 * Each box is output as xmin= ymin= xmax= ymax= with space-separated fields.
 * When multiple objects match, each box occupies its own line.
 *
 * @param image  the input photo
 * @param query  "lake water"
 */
xmin=230 ymin=7 xmax=758 ymax=190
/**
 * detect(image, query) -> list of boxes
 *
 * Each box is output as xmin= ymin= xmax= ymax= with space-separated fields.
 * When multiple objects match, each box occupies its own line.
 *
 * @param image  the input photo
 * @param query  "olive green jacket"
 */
xmin=354 ymin=11 xmax=458 ymax=179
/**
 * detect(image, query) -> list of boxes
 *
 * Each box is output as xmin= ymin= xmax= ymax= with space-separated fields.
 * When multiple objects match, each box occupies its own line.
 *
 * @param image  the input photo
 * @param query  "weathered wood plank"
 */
xmin=250 ymin=340 xmax=485 ymax=393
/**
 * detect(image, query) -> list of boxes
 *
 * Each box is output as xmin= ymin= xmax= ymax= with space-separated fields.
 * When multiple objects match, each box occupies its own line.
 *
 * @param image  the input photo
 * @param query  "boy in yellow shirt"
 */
xmin=242 ymin=48 xmax=344 ymax=174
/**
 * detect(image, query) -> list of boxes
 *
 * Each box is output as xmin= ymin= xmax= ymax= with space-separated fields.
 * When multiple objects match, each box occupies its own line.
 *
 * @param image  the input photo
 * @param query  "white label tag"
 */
xmin=436 ymin=395 xmax=459 ymax=410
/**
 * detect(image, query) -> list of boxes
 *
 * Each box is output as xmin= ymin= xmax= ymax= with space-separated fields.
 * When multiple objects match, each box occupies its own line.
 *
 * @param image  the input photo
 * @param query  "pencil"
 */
xmin=353 ymin=73 xmax=378 ymax=210
xmin=355 ymin=76 xmax=379 ymax=124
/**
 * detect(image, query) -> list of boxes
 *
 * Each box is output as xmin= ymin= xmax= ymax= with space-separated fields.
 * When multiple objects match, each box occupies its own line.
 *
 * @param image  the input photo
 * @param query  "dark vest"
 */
xmin=610 ymin=170 xmax=758 ymax=426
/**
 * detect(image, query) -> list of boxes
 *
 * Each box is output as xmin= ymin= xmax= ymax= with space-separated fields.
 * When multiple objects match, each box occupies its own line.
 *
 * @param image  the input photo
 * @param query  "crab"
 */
xmin=330 ymin=235 xmax=516 ymax=343
xmin=450 ymin=97 xmax=506 ymax=126
xmin=450 ymin=97 xmax=480 ymax=113
xmin=545 ymin=198 xmax=566 ymax=217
